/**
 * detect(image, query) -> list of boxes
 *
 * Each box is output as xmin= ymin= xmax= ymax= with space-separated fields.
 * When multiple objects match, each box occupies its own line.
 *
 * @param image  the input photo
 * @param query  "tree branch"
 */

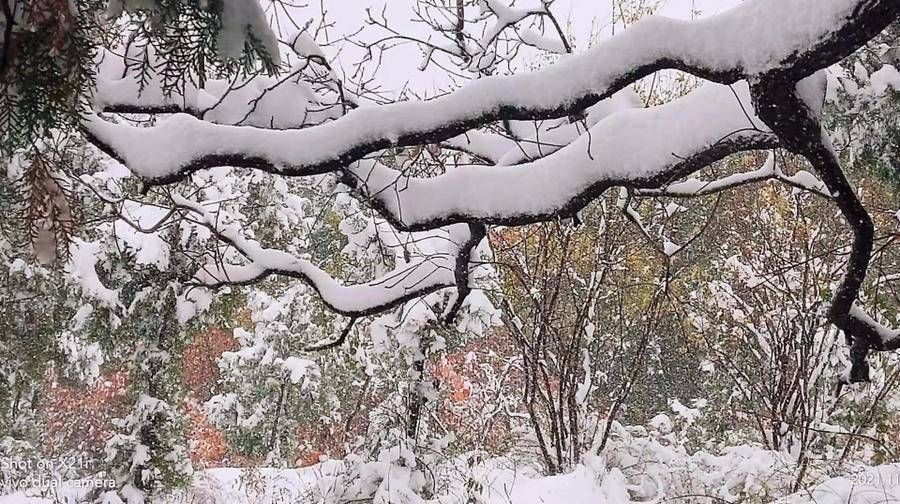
xmin=84 ymin=0 xmax=897 ymax=186
xmin=751 ymin=74 xmax=893 ymax=382
xmin=174 ymin=195 xmax=486 ymax=319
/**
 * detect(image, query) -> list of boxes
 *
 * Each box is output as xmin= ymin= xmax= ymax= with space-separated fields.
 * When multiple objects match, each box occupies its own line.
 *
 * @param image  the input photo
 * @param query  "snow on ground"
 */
xmin=777 ymin=466 xmax=900 ymax=504
xmin=4 ymin=459 xmax=900 ymax=503
xmin=4 ymin=417 xmax=900 ymax=503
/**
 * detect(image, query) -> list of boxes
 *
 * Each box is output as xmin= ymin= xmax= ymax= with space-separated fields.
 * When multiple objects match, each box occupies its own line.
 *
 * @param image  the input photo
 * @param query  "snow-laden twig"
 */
xmin=171 ymin=195 xmax=484 ymax=317
xmin=636 ymin=151 xmax=831 ymax=199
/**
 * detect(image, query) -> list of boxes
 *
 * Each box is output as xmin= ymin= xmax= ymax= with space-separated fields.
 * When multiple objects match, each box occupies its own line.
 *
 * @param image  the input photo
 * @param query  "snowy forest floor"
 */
xmin=3 ymin=462 xmax=900 ymax=504
xmin=4 ymin=429 xmax=900 ymax=504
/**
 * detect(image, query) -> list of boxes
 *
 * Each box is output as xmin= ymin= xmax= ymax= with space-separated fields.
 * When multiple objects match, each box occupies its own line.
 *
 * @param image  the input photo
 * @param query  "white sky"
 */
xmin=285 ymin=0 xmax=743 ymax=95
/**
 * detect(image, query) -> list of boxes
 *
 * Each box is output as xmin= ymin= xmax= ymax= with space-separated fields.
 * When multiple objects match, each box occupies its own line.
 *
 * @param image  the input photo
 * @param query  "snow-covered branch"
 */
xmin=92 ymin=47 xmax=345 ymax=129
xmin=636 ymin=152 xmax=831 ymax=199
xmin=172 ymin=196 xmax=484 ymax=317
xmin=77 ymin=0 xmax=900 ymax=376
xmin=343 ymin=82 xmax=777 ymax=230
xmin=86 ymin=0 xmax=897 ymax=185
xmin=751 ymin=73 xmax=897 ymax=382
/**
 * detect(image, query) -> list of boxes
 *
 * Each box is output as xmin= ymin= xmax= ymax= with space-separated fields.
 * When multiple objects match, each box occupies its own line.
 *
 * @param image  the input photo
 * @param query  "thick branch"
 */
xmin=341 ymin=82 xmax=778 ymax=231
xmin=84 ymin=0 xmax=897 ymax=185
xmin=77 ymin=0 xmax=900 ymax=335
xmin=751 ymin=75 xmax=895 ymax=382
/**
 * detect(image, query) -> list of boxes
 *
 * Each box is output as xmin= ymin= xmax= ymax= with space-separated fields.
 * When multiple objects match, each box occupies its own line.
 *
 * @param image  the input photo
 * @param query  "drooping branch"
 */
xmin=173 ymin=195 xmax=485 ymax=318
xmin=341 ymin=82 xmax=778 ymax=231
xmin=84 ymin=80 xmax=784 ymax=323
xmin=76 ymin=0 xmax=900 ymax=362
xmin=84 ymin=0 xmax=899 ymax=186
xmin=443 ymin=222 xmax=487 ymax=324
xmin=751 ymin=75 xmax=899 ymax=382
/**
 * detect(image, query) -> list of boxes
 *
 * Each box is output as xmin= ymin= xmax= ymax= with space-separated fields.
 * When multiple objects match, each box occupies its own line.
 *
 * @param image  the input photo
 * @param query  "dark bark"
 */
xmin=406 ymin=357 xmax=426 ymax=440
xmin=267 ymin=379 xmax=288 ymax=454
xmin=85 ymin=1 xmax=900 ymax=378
xmin=752 ymin=76 xmax=876 ymax=382
xmin=455 ymin=0 xmax=465 ymax=53
xmin=0 ymin=0 xmax=14 ymax=81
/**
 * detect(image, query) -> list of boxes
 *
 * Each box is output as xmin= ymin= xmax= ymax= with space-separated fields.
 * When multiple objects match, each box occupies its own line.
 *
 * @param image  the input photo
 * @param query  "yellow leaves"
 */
xmin=755 ymin=183 xmax=791 ymax=223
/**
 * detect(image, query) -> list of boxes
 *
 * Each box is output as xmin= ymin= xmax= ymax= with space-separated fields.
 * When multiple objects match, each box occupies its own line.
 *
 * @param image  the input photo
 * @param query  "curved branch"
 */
xmin=636 ymin=151 xmax=832 ymax=199
xmin=77 ymin=0 xmax=900 ymax=354
xmin=342 ymin=82 xmax=778 ymax=232
xmin=443 ymin=223 xmax=487 ymax=323
xmin=84 ymin=0 xmax=897 ymax=185
xmin=175 ymin=196 xmax=484 ymax=318
xmin=303 ymin=317 xmax=358 ymax=352
xmin=751 ymin=75 xmax=894 ymax=383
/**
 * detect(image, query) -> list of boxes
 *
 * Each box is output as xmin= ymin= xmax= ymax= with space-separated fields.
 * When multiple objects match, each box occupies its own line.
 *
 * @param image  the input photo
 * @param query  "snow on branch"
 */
xmin=467 ymin=0 xmax=554 ymax=69
xmin=636 ymin=151 xmax=831 ymax=199
xmin=85 ymin=0 xmax=896 ymax=185
xmin=344 ymin=82 xmax=777 ymax=230
xmin=172 ymin=195 xmax=483 ymax=317
xmin=92 ymin=49 xmax=345 ymax=129
xmin=77 ymin=0 xmax=900 ymax=376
